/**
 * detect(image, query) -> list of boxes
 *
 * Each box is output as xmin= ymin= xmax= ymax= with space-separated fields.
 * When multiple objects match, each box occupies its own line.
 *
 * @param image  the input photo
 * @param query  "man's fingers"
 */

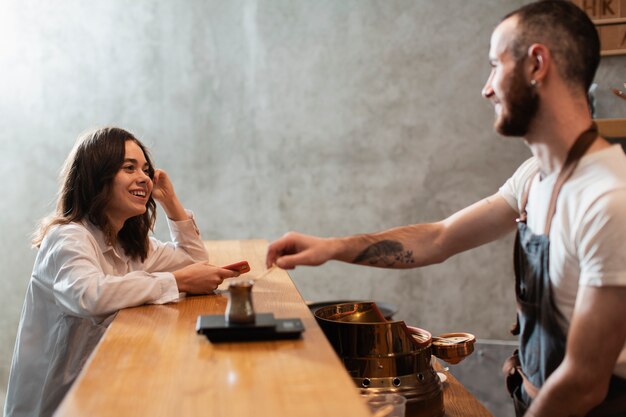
xmin=275 ymin=252 xmax=312 ymax=270
xmin=275 ymin=257 xmax=294 ymax=270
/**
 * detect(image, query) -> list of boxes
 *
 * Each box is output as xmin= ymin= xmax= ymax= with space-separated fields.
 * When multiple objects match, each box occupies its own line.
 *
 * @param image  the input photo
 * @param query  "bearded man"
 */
xmin=267 ymin=2 xmax=626 ymax=416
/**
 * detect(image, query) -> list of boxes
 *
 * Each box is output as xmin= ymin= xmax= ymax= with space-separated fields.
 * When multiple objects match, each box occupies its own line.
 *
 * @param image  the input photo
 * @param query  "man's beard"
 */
xmin=496 ymin=62 xmax=539 ymax=137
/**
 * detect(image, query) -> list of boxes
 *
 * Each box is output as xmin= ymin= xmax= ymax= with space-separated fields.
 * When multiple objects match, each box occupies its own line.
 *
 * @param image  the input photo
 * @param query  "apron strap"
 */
xmin=543 ymin=124 xmax=598 ymax=235
xmin=517 ymin=124 xmax=598 ymax=230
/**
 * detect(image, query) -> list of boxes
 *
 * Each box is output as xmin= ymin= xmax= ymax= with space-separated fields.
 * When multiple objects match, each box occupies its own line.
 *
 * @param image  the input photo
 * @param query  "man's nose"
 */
xmin=482 ymin=72 xmax=494 ymax=99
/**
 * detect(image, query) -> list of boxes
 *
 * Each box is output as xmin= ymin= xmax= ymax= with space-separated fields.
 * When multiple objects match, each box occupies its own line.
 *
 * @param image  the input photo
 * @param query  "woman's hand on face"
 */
xmin=173 ymin=262 xmax=240 ymax=294
xmin=151 ymin=169 xmax=188 ymax=221
xmin=151 ymin=169 xmax=175 ymax=203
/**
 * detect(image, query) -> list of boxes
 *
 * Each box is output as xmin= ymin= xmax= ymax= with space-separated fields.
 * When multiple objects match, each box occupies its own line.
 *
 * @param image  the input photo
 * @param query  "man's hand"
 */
xmin=266 ymin=232 xmax=337 ymax=269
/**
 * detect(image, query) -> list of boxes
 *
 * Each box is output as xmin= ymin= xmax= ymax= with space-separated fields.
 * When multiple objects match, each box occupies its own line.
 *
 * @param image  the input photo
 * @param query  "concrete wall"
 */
xmin=0 ymin=0 xmax=623 ymax=412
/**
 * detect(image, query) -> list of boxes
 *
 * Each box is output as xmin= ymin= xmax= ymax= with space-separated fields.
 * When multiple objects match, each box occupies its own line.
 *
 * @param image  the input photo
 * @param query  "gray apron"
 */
xmin=504 ymin=125 xmax=626 ymax=416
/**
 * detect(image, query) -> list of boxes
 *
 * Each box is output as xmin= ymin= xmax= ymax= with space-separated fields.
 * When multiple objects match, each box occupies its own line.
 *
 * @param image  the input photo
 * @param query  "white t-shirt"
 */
xmin=499 ymin=145 xmax=626 ymax=379
xmin=4 ymin=213 xmax=209 ymax=417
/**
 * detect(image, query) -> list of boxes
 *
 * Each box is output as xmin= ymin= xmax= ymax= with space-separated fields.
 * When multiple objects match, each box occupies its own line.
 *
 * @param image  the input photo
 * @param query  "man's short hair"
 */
xmin=504 ymin=0 xmax=600 ymax=93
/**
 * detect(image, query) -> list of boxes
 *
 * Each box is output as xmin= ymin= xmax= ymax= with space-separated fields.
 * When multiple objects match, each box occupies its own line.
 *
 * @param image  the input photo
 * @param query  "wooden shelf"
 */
xmin=596 ymin=118 xmax=626 ymax=138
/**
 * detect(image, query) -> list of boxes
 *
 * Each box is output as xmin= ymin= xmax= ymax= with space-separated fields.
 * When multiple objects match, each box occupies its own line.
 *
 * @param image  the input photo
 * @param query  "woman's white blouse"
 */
xmin=4 ymin=212 xmax=208 ymax=417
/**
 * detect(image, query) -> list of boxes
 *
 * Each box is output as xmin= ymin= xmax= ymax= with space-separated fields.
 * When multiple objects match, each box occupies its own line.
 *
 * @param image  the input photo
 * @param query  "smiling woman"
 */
xmin=105 ymin=140 xmax=156 ymax=239
xmin=3 ymin=127 xmax=241 ymax=417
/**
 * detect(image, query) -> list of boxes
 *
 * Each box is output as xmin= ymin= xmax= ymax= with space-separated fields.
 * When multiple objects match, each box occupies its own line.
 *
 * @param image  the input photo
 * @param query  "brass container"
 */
xmin=314 ymin=302 xmax=475 ymax=417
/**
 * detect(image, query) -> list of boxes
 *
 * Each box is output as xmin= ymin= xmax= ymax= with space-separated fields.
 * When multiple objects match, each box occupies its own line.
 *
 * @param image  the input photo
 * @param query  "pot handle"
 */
xmin=405 ymin=325 xmax=432 ymax=348
xmin=432 ymin=332 xmax=476 ymax=364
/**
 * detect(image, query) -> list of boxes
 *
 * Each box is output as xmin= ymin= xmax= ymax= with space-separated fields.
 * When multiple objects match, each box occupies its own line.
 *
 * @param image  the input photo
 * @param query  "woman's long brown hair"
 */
xmin=33 ymin=127 xmax=157 ymax=262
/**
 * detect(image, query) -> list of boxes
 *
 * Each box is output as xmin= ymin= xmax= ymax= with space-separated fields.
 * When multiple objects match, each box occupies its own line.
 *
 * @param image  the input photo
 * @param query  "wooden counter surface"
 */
xmin=436 ymin=361 xmax=493 ymax=417
xmin=55 ymin=240 xmax=493 ymax=417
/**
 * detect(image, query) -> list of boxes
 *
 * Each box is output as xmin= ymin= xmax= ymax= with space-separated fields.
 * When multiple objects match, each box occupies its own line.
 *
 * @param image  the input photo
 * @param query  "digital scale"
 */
xmin=196 ymin=313 xmax=305 ymax=343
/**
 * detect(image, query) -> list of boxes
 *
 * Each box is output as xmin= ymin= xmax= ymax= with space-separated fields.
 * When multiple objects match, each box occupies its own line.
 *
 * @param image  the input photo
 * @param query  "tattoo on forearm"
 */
xmin=352 ymin=240 xmax=415 ymax=267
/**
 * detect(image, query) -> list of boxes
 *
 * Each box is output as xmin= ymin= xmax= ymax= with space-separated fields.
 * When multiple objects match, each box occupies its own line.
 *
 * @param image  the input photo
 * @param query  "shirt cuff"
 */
xmin=168 ymin=209 xmax=200 ymax=236
xmin=149 ymin=272 xmax=181 ymax=304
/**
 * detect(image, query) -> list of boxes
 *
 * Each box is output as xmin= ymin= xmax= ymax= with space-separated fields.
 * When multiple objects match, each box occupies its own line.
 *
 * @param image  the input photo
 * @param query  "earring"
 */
xmin=530 ymin=79 xmax=537 ymax=87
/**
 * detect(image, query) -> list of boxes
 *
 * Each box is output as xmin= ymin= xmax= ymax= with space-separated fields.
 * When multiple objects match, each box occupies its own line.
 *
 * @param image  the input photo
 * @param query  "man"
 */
xmin=266 ymin=2 xmax=626 ymax=416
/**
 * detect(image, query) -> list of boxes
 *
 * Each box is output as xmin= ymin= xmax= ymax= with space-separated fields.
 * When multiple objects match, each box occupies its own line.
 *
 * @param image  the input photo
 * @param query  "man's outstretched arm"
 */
xmin=266 ymin=192 xmax=518 ymax=269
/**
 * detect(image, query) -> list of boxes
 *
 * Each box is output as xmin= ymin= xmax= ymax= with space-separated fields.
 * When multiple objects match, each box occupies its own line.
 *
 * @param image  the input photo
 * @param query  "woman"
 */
xmin=4 ymin=127 xmax=239 ymax=417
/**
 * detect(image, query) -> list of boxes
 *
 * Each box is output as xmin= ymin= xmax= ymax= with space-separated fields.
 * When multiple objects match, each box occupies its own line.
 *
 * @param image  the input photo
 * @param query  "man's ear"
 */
xmin=527 ymin=43 xmax=550 ymax=86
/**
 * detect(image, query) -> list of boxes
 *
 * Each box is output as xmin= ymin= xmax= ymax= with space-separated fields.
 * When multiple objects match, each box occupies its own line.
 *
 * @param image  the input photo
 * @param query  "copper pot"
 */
xmin=314 ymin=302 xmax=475 ymax=417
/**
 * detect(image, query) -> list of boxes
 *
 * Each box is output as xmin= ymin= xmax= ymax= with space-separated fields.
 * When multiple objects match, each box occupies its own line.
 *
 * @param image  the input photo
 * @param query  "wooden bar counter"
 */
xmin=55 ymin=240 xmax=492 ymax=417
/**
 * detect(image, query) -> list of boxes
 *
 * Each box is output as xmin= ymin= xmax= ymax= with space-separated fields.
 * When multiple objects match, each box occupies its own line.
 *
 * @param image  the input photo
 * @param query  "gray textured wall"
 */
xmin=1 ymin=0 xmax=624 ymax=411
